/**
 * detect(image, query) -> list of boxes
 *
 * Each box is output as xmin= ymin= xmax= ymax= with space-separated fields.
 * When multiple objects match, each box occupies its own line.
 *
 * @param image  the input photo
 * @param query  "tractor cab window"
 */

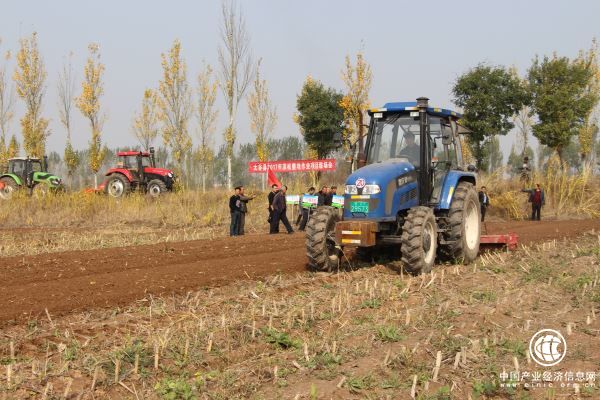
xmin=367 ymin=114 xmax=442 ymax=168
xmin=11 ymin=160 xmax=25 ymax=176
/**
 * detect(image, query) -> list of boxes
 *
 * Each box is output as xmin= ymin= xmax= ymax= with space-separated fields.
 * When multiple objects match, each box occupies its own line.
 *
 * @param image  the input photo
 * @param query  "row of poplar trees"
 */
xmin=0 ymin=1 xmax=282 ymax=190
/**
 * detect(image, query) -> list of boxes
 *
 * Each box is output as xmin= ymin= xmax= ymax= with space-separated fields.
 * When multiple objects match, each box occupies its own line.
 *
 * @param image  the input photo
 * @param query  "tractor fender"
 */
xmin=0 ymin=173 xmax=22 ymax=186
xmin=437 ymin=171 xmax=476 ymax=210
xmin=105 ymin=168 xmax=134 ymax=182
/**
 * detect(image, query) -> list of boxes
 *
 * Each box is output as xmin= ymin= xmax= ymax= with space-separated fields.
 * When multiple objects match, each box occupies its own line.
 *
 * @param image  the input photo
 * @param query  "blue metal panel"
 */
xmin=377 ymin=101 xmax=463 ymax=119
xmin=436 ymin=171 xmax=477 ymax=210
xmin=343 ymin=160 xmax=415 ymax=220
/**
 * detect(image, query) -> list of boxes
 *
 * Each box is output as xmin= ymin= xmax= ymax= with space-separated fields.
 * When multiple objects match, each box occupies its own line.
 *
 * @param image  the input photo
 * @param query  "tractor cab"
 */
xmin=344 ymin=97 xmax=474 ymax=224
xmin=306 ymin=97 xmax=481 ymax=275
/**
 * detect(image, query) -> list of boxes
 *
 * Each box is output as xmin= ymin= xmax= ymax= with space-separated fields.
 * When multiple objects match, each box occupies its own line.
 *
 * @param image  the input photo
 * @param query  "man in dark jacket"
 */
xmin=297 ymin=186 xmax=316 ymax=231
xmin=267 ymin=184 xmax=278 ymax=223
xmin=270 ymin=185 xmax=294 ymax=234
xmin=317 ymin=185 xmax=330 ymax=206
xmin=238 ymin=186 xmax=256 ymax=235
xmin=229 ymin=187 xmax=242 ymax=236
xmin=522 ymin=184 xmax=545 ymax=221
xmin=478 ymin=186 xmax=490 ymax=222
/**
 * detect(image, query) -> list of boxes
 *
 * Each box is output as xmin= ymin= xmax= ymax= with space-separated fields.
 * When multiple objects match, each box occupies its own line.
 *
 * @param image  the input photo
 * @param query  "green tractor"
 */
xmin=0 ymin=157 xmax=63 ymax=199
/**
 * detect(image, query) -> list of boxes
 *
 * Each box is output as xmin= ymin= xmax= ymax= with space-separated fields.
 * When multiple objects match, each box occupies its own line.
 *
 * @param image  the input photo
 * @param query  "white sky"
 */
xmin=1 ymin=0 xmax=599 ymax=160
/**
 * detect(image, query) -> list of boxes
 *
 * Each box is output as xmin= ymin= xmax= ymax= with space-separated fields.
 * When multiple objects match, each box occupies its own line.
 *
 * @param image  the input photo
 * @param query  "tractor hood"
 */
xmin=346 ymin=159 xmax=415 ymax=189
xmin=144 ymin=167 xmax=174 ymax=177
xmin=344 ymin=159 xmax=418 ymax=221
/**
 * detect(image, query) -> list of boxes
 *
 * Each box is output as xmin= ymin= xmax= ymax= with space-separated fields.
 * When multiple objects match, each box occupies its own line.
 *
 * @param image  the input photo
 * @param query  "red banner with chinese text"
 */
xmin=248 ymin=159 xmax=336 ymax=173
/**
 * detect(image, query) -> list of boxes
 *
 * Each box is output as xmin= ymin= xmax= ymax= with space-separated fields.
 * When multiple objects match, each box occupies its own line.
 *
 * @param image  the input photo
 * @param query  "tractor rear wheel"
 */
xmin=400 ymin=206 xmax=437 ymax=275
xmin=105 ymin=174 xmax=130 ymax=198
xmin=439 ymin=181 xmax=480 ymax=263
xmin=147 ymin=179 xmax=167 ymax=198
xmin=0 ymin=177 xmax=17 ymax=200
xmin=306 ymin=206 xmax=341 ymax=272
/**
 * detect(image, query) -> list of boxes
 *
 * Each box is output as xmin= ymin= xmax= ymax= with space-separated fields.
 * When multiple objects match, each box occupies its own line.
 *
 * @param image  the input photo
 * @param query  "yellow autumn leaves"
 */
xmin=13 ymin=32 xmax=50 ymax=159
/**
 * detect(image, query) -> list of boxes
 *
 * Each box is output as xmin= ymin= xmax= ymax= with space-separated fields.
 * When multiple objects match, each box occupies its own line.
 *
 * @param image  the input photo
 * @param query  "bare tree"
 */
xmin=0 ymin=39 xmax=15 ymax=167
xmin=58 ymin=52 xmax=80 ymax=182
xmin=218 ymin=0 xmax=254 ymax=189
xmin=196 ymin=63 xmax=218 ymax=192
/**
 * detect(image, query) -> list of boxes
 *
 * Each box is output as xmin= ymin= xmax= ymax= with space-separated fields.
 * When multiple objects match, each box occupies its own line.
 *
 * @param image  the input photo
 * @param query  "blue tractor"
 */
xmin=306 ymin=97 xmax=481 ymax=274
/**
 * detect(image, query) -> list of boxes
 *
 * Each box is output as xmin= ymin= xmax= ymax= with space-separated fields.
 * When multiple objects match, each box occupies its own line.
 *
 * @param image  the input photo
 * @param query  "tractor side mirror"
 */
xmin=357 ymin=152 xmax=367 ymax=168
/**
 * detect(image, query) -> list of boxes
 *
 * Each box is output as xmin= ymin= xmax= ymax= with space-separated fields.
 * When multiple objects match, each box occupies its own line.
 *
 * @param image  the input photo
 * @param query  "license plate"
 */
xmin=350 ymin=201 xmax=369 ymax=213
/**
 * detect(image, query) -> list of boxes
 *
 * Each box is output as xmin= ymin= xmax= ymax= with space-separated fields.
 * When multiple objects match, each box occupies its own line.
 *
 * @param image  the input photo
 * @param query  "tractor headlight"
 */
xmin=362 ymin=185 xmax=381 ymax=195
xmin=167 ymin=172 xmax=173 ymax=178
xmin=345 ymin=185 xmax=357 ymax=194
xmin=50 ymin=178 xmax=61 ymax=186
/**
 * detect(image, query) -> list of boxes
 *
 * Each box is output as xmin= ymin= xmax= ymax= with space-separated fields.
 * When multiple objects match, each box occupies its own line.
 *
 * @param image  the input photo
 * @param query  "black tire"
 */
xmin=400 ymin=206 xmax=438 ymax=275
xmin=439 ymin=181 xmax=480 ymax=263
xmin=147 ymin=179 xmax=167 ymax=198
xmin=105 ymin=174 xmax=131 ymax=198
xmin=306 ymin=206 xmax=341 ymax=272
xmin=0 ymin=177 xmax=18 ymax=200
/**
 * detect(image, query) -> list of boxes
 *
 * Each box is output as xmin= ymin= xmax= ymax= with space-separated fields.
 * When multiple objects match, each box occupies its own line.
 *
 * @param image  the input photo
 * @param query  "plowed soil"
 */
xmin=0 ymin=219 xmax=598 ymax=325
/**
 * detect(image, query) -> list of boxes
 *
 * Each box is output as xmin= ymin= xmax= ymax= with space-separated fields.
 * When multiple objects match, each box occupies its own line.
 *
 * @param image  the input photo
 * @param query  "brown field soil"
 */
xmin=0 ymin=219 xmax=598 ymax=326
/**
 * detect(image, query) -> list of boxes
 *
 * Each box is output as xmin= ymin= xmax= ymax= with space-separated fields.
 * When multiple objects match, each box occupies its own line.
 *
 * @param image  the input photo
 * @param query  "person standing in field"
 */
xmin=297 ymin=186 xmax=316 ymax=231
xmin=478 ymin=186 xmax=490 ymax=222
xmin=267 ymin=184 xmax=278 ymax=223
xmin=229 ymin=187 xmax=242 ymax=236
xmin=522 ymin=183 xmax=545 ymax=221
xmin=237 ymin=186 xmax=256 ymax=235
xmin=270 ymin=185 xmax=294 ymax=234
xmin=317 ymin=185 xmax=329 ymax=206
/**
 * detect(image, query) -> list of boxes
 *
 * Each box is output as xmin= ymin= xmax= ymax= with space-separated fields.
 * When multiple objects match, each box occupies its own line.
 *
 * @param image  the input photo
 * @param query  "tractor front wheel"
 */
xmin=439 ymin=181 xmax=480 ymax=263
xmin=306 ymin=206 xmax=341 ymax=272
xmin=105 ymin=174 xmax=130 ymax=198
xmin=401 ymin=206 xmax=438 ymax=275
xmin=0 ymin=177 xmax=17 ymax=200
xmin=31 ymin=183 xmax=49 ymax=198
xmin=147 ymin=179 xmax=167 ymax=198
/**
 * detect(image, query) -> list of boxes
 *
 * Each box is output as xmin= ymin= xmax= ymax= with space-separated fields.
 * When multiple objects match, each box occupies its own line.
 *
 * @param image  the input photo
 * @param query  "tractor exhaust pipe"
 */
xmin=417 ymin=97 xmax=430 ymax=206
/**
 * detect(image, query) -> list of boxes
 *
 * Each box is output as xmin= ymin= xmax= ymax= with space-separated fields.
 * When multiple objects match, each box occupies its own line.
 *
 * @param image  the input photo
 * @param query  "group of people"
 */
xmin=229 ymin=183 xmax=341 ymax=236
xmin=479 ymin=183 xmax=546 ymax=222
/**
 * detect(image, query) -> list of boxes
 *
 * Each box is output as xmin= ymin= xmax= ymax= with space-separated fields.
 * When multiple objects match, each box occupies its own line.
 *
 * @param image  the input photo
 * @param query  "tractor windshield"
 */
xmin=367 ymin=113 xmax=442 ymax=167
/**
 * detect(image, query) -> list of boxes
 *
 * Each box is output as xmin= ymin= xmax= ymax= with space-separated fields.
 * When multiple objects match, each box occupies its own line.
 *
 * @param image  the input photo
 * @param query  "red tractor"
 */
xmin=100 ymin=147 xmax=175 ymax=198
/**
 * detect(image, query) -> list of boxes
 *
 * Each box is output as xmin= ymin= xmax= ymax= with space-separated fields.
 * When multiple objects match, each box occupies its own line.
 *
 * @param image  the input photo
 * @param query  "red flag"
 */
xmin=267 ymin=168 xmax=281 ymax=188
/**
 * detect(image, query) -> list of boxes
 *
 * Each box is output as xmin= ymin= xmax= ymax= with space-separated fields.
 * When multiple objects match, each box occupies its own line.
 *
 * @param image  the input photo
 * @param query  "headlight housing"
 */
xmin=362 ymin=185 xmax=381 ymax=195
xmin=345 ymin=184 xmax=357 ymax=194
xmin=50 ymin=178 xmax=61 ymax=186
xmin=345 ymin=184 xmax=380 ymax=194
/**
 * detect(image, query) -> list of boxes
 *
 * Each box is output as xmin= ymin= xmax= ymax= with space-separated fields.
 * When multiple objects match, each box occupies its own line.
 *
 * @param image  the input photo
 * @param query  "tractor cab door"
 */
xmin=430 ymin=118 xmax=458 ymax=203
xmin=10 ymin=160 xmax=26 ymax=182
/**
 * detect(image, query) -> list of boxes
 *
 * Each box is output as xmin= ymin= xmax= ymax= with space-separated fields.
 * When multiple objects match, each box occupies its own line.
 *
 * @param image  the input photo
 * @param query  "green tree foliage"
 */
xmin=452 ymin=64 xmax=528 ymax=168
xmin=528 ymin=53 xmax=599 ymax=162
xmin=295 ymin=77 xmax=344 ymax=159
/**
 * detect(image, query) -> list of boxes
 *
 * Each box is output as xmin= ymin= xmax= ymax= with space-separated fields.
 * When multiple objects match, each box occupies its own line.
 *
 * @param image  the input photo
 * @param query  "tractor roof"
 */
xmin=117 ymin=151 xmax=151 ymax=157
xmin=370 ymin=102 xmax=462 ymax=118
